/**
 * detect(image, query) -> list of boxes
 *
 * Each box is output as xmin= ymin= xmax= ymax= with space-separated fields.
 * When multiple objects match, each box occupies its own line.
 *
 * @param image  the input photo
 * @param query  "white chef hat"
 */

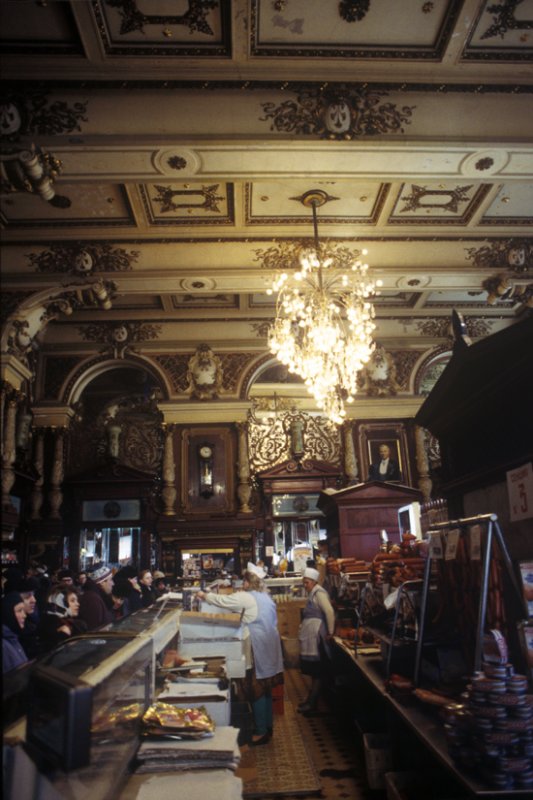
xmin=247 ymin=561 xmax=267 ymax=579
xmin=303 ymin=567 xmax=319 ymax=582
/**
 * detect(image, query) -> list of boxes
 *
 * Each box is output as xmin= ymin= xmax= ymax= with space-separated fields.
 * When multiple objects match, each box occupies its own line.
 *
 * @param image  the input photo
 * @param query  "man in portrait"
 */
xmin=368 ymin=443 xmax=401 ymax=482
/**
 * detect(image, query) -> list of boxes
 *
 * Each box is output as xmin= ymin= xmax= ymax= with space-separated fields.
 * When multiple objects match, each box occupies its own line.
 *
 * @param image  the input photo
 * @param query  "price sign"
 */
xmin=507 ymin=462 xmax=533 ymax=522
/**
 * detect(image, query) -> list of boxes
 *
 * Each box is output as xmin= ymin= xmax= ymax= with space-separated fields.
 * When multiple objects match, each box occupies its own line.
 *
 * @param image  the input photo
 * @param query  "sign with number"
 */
xmin=507 ymin=463 xmax=533 ymax=522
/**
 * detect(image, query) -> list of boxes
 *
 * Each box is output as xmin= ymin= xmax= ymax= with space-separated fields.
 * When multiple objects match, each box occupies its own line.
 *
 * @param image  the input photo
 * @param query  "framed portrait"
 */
xmin=357 ymin=422 xmax=411 ymax=486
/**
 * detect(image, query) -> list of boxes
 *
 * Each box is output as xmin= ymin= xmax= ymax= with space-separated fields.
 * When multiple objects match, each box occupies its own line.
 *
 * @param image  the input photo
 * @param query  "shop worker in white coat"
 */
xmin=197 ymin=562 xmax=284 ymax=746
xmin=298 ymin=566 xmax=336 ymax=715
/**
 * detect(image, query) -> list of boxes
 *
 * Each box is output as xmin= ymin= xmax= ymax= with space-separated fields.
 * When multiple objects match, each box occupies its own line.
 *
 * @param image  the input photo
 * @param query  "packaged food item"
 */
xmin=142 ymin=702 xmax=215 ymax=737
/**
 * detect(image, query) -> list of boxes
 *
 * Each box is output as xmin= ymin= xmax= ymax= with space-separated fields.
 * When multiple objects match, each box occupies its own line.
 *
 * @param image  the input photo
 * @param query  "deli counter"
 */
xmin=3 ymin=601 xmax=183 ymax=800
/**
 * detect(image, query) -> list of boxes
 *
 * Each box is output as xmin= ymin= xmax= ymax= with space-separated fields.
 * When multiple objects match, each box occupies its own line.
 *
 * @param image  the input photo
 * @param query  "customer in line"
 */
xmin=38 ymin=583 xmax=88 ymax=651
xmin=197 ymin=563 xmax=284 ymax=746
xmin=16 ymin=577 xmax=42 ymax=658
xmin=298 ymin=566 xmax=336 ymax=715
xmin=138 ymin=569 xmax=156 ymax=607
xmin=78 ymin=564 xmax=114 ymax=630
xmin=2 ymin=592 xmax=29 ymax=673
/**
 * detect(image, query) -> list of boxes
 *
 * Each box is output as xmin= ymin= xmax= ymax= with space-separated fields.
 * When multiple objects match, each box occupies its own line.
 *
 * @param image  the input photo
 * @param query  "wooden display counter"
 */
xmin=333 ymin=638 xmax=531 ymax=799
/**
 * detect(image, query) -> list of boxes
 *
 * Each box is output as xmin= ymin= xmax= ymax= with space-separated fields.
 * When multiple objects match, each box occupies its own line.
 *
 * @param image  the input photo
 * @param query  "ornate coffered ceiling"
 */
xmin=1 ymin=0 xmax=532 ymax=416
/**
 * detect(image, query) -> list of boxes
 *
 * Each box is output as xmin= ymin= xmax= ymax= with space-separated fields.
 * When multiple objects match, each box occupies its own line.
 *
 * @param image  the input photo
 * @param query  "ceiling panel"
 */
xmin=0 ymin=0 xmax=532 ymax=386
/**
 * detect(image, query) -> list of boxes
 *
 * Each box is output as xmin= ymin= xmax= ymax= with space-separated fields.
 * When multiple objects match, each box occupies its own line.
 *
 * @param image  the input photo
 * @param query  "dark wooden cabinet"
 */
xmin=318 ymin=481 xmax=422 ymax=561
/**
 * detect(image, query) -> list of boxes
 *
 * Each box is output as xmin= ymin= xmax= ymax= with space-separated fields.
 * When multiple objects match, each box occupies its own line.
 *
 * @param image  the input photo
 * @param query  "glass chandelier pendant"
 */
xmin=267 ymin=190 xmax=381 ymax=425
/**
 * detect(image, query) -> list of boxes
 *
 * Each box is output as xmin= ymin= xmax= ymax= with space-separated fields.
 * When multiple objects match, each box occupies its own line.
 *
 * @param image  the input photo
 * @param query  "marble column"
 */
xmin=236 ymin=421 xmax=252 ymax=514
xmin=415 ymin=424 xmax=432 ymax=502
xmin=161 ymin=424 xmax=177 ymax=516
xmin=48 ymin=427 xmax=65 ymax=519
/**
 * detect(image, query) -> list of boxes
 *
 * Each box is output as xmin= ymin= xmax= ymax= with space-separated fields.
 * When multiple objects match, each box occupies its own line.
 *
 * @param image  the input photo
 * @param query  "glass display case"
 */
xmin=3 ymin=604 xmax=183 ymax=800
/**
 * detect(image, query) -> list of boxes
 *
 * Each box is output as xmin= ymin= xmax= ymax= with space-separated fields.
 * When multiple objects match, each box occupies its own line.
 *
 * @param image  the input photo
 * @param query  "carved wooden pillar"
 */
xmin=48 ymin=427 xmax=65 ymax=519
xmin=1 ymin=394 xmax=18 ymax=508
xmin=343 ymin=420 xmax=359 ymax=484
xmin=16 ymin=407 xmax=33 ymax=451
xmin=30 ymin=428 xmax=45 ymax=520
xmin=415 ymin=424 xmax=432 ymax=502
xmin=236 ymin=421 xmax=252 ymax=514
xmin=0 ymin=382 xmax=7 ymax=460
xmin=161 ymin=424 xmax=177 ymax=516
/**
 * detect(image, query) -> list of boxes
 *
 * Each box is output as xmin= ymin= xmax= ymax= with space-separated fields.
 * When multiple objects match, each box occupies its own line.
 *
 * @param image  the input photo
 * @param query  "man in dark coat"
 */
xmin=368 ymin=443 xmax=401 ymax=482
xmin=78 ymin=564 xmax=114 ymax=630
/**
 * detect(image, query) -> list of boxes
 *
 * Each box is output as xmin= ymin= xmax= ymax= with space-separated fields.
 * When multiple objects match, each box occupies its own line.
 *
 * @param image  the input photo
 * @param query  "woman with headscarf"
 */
xmin=197 ymin=563 xmax=284 ymax=746
xmin=138 ymin=569 xmax=156 ymax=608
xmin=37 ymin=583 xmax=88 ymax=651
xmin=2 ymin=592 xmax=29 ymax=673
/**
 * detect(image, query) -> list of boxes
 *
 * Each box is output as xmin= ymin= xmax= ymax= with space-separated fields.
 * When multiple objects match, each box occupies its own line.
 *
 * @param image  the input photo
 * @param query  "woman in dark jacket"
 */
xmin=113 ymin=566 xmax=143 ymax=613
xmin=138 ymin=569 xmax=156 ymax=608
xmin=2 ymin=592 xmax=29 ymax=673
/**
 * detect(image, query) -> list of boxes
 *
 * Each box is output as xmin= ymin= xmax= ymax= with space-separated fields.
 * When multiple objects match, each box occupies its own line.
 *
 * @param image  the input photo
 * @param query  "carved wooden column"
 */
xmin=236 ymin=421 xmax=252 ymax=514
xmin=30 ymin=428 xmax=45 ymax=520
xmin=1 ymin=393 xmax=18 ymax=509
xmin=48 ymin=427 xmax=65 ymax=519
xmin=16 ymin=407 xmax=32 ymax=451
xmin=0 ymin=381 xmax=7 ymax=459
xmin=343 ymin=420 xmax=359 ymax=484
xmin=161 ymin=424 xmax=176 ymax=516
xmin=415 ymin=424 xmax=432 ymax=502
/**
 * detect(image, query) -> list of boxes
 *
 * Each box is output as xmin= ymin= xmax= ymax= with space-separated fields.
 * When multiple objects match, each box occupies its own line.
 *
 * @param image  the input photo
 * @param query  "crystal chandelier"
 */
xmin=266 ymin=190 xmax=381 ymax=425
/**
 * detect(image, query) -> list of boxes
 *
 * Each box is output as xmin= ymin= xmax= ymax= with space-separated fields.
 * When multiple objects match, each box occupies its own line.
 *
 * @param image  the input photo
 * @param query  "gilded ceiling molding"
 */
xmin=259 ymin=85 xmax=415 ymax=140
xmin=103 ymin=0 xmax=220 ymax=37
xmin=251 ymin=0 xmax=462 ymax=59
xmin=0 ymin=91 xmax=87 ymax=140
xmin=27 ymin=243 xmax=139 ymax=274
xmin=358 ymin=346 xmax=401 ymax=397
xmin=481 ymin=0 xmax=533 ymax=40
xmin=356 ymin=348 xmax=420 ymax=397
xmin=465 ymin=239 xmax=532 ymax=273
xmin=152 ymin=183 xmax=225 ymax=214
xmin=78 ymin=321 xmax=162 ymax=359
xmin=339 ymin=1 xmax=371 ymax=23
xmin=186 ymin=343 xmax=224 ymax=400
xmin=1 ymin=282 xmax=117 ymax=368
xmin=400 ymin=184 xmax=473 ymax=214
xmin=412 ymin=316 xmax=493 ymax=339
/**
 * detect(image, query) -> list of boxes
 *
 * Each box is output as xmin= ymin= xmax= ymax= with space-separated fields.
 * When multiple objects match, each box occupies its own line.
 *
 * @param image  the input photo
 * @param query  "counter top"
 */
xmin=333 ymin=638 xmax=531 ymax=798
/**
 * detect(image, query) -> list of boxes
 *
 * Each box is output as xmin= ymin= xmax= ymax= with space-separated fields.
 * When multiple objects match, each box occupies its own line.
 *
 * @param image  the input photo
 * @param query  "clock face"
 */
xmin=199 ymin=445 xmax=213 ymax=459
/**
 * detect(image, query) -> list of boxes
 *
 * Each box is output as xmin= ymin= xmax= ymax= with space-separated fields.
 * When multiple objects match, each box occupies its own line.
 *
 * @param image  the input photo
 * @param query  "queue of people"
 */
xmin=2 ymin=562 xmax=169 ymax=673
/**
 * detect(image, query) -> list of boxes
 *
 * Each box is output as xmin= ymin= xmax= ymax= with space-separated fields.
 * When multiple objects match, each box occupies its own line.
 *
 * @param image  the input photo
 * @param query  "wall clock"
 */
xmin=198 ymin=443 xmax=214 ymax=497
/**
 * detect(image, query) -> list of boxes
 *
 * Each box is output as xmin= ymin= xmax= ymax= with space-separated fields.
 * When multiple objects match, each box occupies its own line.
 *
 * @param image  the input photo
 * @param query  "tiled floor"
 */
xmin=278 ymin=668 xmax=381 ymax=800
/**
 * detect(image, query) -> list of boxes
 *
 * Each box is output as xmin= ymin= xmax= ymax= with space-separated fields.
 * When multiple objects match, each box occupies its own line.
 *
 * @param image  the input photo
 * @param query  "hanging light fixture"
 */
xmin=266 ymin=190 xmax=381 ymax=425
